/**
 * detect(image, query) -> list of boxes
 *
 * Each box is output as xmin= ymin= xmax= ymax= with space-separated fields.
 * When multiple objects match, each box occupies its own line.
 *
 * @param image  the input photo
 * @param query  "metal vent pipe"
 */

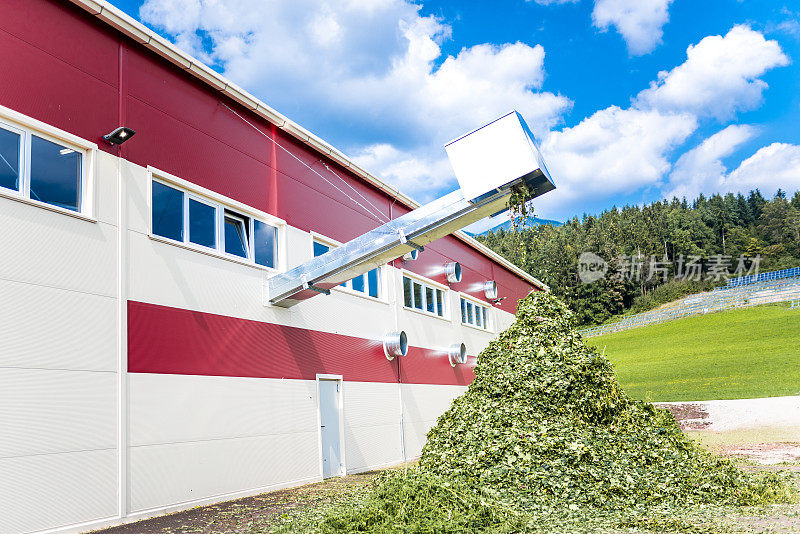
xmin=384 ymin=331 xmax=408 ymax=360
xmin=445 ymin=262 xmax=462 ymax=283
xmin=448 ymin=343 xmax=467 ymax=366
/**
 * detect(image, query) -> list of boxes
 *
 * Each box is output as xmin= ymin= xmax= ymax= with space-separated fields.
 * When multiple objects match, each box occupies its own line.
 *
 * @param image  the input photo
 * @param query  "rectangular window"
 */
xmin=351 ymin=273 xmax=365 ymax=293
xmin=0 ymin=126 xmax=21 ymax=192
xmin=189 ymin=198 xmax=216 ymax=248
xmin=29 ymin=135 xmax=82 ymax=212
xmin=254 ymin=219 xmax=277 ymax=268
xmin=412 ymin=281 xmax=423 ymax=310
xmin=152 ymin=181 xmax=184 ymax=242
xmin=403 ymin=275 xmax=447 ymax=318
xmin=367 ymin=268 xmax=380 ymax=298
xmin=150 ymin=178 xmax=279 ymax=269
xmin=0 ymin=121 xmax=87 ymax=214
xmin=425 ymin=287 xmax=435 ymax=313
xmin=460 ymin=297 xmax=492 ymax=331
xmin=224 ymin=212 xmax=249 ymax=258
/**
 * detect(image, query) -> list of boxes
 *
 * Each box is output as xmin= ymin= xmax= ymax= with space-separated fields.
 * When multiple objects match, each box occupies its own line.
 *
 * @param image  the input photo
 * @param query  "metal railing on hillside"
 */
xmin=581 ymin=275 xmax=800 ymax=337
xmin=725 ymin=266 xmax=800 ymax=288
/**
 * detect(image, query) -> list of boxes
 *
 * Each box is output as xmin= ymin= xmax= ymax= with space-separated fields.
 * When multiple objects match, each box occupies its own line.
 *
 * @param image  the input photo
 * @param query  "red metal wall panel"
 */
xmin=128 ymin=301 xmax=474 ymax=386
xmin=399 ymin=346 xmax=475 ymax=386
xmin=0 ymin=0 xmax=119 ymax=152
xmin=0 ymin=0 xmax=119 ymax=85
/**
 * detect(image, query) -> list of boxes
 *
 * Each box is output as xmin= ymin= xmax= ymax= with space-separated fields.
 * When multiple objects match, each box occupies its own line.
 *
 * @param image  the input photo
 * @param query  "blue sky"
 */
xmin=109 ymin=0 xmax=800 ymax=228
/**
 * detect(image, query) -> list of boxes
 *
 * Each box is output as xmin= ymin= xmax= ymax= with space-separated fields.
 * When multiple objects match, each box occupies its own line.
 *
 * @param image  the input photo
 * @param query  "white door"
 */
xmin=319 ymin=379 xmax=342 ymax=478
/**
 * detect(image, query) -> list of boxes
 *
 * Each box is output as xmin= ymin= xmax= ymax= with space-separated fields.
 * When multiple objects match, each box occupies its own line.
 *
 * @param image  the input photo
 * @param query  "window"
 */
xmin=254 ymin=219 xmax=277 ymax=268
xmin=189 ymin=198 xmax=216 ymax=248
xmin=152 ymin=181 xmax=184 ymax=241
xmin=150 ymin=178 xmax=279 ymax=269
xmin=403 ymin=275 xmax=446 ymax=317
xmin=0 ymin=121 xmax=87 ymax=213
xmin=30 ymin=135 xmax=82 ymax=211
xmin=313 ymin=238 xmax=381 ymax=298
xmin=0 ymin=126 xmax=21 ymax=192
xmin=224 ymin=212 xmax=249 ymax=258
xmin=460 ymin=296 xmax=491 ymax=331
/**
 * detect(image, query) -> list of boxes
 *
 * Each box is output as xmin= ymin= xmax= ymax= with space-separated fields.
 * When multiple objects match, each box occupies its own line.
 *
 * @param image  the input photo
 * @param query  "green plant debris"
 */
xmin=272 ymin=292 xmax=794 ymax=533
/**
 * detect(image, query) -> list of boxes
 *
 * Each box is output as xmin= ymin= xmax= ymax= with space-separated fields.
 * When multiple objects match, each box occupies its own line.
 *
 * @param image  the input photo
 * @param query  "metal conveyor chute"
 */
xmin=267 ymin=111 xmax=556 ymax=308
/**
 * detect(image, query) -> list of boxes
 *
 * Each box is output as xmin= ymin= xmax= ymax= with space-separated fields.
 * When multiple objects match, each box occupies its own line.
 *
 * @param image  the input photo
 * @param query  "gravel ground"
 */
xmin=88 ymin=471 xmax=382 ymax=534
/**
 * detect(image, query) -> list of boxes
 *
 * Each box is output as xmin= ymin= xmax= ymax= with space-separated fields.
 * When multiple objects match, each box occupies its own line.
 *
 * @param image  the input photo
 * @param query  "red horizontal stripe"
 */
xmin=128 ymin=301 xmax=475 ymax=386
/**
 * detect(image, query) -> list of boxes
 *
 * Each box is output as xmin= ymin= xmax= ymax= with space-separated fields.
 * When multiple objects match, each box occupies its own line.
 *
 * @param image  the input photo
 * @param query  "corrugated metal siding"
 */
xmin=342 ymin=382 xmax=403 ymax=473
xmin=0 ymin=449 xmax=117 ymax=534
xmin=128 ymin=375 xmax=320 ymax=513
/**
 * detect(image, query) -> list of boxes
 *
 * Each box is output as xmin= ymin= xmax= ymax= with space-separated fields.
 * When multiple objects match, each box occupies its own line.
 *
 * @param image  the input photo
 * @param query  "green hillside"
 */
xmin=586 ymin=303 xmax=800 ymax=402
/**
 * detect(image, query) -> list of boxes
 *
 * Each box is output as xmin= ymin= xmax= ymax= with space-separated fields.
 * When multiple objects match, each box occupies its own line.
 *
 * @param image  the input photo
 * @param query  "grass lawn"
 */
xmin=586 ymin=303 xmax=800 ymax=402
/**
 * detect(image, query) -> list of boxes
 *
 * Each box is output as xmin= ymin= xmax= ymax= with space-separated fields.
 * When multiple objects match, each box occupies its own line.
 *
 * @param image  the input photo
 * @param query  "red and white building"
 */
xmin=0 ymin=1 xmax=546 ymax=532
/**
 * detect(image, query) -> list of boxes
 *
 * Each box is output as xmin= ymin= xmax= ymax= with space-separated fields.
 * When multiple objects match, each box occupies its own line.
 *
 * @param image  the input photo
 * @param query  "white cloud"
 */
xmin=727 ymin=143 xmax=800 ymax=195
xmin=592 ymin=0 xmax=673 ymax=55
xmin=665 ymin=124 xmax=757 ymax=199
xmin=140 ymin=0 xmax=571 ymax=201
xmin=664 ymin=130 xmax=800 ymax=200
xmin=539 ymin=106 xmax=697 ymax=215
xmin=636 ymin=25 xmax=789 ymax=120
xmin=536 ymin=24 xmax=787 ymax=218
xmin=351 ymin=143 xmax=454 ymax=202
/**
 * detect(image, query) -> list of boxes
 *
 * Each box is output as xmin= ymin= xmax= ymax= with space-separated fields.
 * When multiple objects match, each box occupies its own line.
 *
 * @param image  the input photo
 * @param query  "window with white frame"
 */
xmin=0 ymin=120 xmax=86 ymax=213
xmin=403 ymin=275 xmax=446 ymax=318
xmin=460 ymin=297 xmax=491 ymax=331
xmin=151 ymin=179 xmax=278 ymax=268
xmin=313 ymin=238 xmax=381 ymax=298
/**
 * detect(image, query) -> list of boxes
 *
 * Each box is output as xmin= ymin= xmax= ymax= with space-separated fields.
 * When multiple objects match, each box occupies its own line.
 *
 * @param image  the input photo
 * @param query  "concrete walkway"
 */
xmin=657 ymin=395 xmax=800 ymax=464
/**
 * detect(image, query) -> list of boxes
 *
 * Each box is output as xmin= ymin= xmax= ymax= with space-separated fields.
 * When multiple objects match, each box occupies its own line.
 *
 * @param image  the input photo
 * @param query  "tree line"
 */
xmin=477 ymin=190 xmax=800 ymax=326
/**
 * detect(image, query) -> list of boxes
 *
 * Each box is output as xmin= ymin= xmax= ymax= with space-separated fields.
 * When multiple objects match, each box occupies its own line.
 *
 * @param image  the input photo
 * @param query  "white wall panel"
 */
xmin=130 ymin=433 xmax=320 ymax=512
xmin=125 ymin=160 xmax=151 ymax=235
xmin=0 ymin=449 xmax=117 ymax=534
xmin=0 ymin=279 xmax=117 ymax=372
xmin=130 ymin=374 xmax=318 ymax=446
xmin=342 ymin=381 xmax=403 ymax=472
xmin=0 ymin=197 xmax=117 ymax=297
xmin=94 ymin=150 xmax=120 ymax=226
xmin=401 ymin=384 xmax=466 ymax=459
xmin=344 ymin=424 xmax=403 ymax=472
xmin=0 ymin=368 xmax=117 ymax=459
xmin=402 ymin=420 xmax=434 ymax=460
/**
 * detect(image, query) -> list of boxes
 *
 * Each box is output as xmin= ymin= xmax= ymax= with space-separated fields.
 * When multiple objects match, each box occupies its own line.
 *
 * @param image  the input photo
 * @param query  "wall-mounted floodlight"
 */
xmin=444 ymin=262 xmax=462 ymax=283
xmin=483 ymin=280 xmax=498 ymax=300
xmin=402 ymin=249 xmax=419 ymax=261
xmin=448 ymin=343 xmax=467 ymax=367
xmin=383 ymin=331 xmax=408 ymax=360
xmin=103 ymin=127 xmax=136 ymax=145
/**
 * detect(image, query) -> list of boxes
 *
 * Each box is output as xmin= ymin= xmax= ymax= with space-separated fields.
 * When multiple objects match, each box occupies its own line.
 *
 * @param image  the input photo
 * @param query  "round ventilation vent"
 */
xmin=383 ymin=331 xmax=408 ymax=360
xmin=448 ymin=343 xmax=467 ymax=366
xmin=444 ymin=262 xmax=462 ymax=283
xmin=483 ymin=280 xmax=498 ymax=300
